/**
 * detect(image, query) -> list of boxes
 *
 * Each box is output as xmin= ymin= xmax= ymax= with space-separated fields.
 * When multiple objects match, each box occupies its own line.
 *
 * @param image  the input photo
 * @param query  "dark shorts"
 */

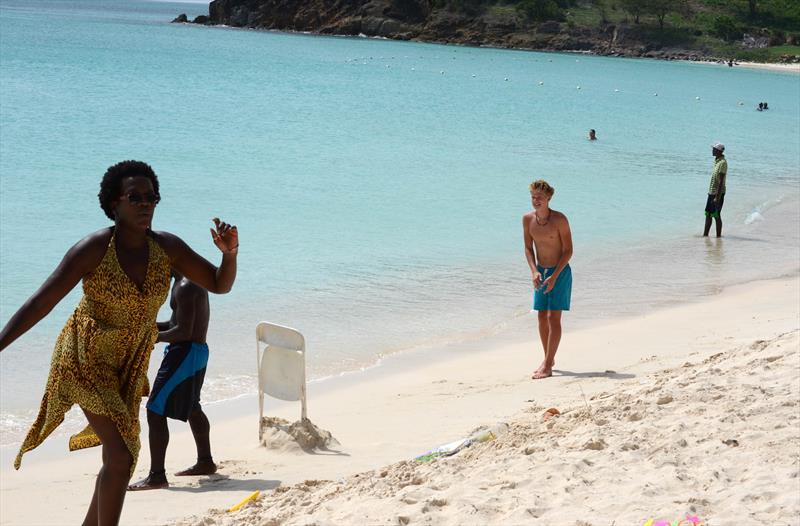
xmin=146 ymin=342 xmax=208 ymax=421
xmin=533 ymin=264 xmax=572 ymax=311
xmin=705 ymin=193 xmax=725 ymax=218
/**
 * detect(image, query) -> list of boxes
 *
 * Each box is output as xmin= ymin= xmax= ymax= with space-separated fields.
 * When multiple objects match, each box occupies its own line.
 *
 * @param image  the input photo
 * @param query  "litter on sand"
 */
xmin=414 ymin=423 xmax=508 ymax=462
xmin=227 ymin=490 xmax=260 ymax=512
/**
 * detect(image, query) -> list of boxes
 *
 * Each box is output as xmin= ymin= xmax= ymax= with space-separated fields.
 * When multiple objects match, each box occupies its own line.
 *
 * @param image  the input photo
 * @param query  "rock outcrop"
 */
xmin=172 ymin=0 xmax=800 ymax=63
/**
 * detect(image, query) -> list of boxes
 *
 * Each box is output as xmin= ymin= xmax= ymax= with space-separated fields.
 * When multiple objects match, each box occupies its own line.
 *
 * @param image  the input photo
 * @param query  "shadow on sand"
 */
xmin=166 ymin=474 xmax=280 ymax=493
xmin=551 ymin=369 xmax=635 ymax=379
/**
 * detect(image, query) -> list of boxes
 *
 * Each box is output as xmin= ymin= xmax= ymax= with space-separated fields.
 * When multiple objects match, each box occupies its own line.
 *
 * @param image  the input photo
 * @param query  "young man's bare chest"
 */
xmin=529 ymin=218 xmax=562 ymax=265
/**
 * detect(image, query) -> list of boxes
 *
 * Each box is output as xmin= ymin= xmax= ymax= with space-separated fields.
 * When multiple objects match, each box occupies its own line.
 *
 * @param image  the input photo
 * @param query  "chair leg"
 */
xmin=258 ymin=392 xmax=264 ymax=441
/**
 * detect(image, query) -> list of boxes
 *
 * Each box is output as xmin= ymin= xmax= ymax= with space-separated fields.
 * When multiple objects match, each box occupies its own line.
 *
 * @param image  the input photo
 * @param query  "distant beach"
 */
xmin=693 ymin=60 xmax=800 ymax=73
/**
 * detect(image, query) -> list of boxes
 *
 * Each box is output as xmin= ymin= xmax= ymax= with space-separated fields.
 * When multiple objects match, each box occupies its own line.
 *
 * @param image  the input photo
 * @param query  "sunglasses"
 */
xmin=121 ymin=191 xmax=160 ymax=205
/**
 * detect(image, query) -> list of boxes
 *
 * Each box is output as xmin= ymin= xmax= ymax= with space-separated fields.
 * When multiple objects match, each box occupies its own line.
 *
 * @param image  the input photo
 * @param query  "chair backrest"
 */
xmin=256 ymin=322 xmax=305 ymax=402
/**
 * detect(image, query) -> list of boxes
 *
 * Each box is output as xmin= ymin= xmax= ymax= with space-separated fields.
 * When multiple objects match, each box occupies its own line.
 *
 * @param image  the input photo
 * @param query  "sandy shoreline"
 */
xmin=694 ymin=60 xmax=800 ymax=73
xmin=1 ymin=274 xmax=798 ymax=525
xmin=735 ymin=61 xmax=800 ymax=73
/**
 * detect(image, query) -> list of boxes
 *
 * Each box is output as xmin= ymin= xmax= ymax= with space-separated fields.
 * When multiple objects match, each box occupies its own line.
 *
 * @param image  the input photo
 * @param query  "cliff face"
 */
xmin=183 ymin=0 xmax=793 ymax=62
xmin=206 ymin=0 xmax=439 ymax=40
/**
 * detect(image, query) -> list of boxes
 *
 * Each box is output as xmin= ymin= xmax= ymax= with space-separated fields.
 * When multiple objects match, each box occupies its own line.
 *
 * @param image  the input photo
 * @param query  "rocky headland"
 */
xmin=173 ymin=0 xmax=800 ymax=63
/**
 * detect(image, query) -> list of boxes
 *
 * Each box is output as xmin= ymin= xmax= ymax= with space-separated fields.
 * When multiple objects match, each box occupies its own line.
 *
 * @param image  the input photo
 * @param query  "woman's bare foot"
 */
xmin=174 ymin=459 xmax=217 ymax=476
xmin=127 ymin=471 xmax=169 ymax=491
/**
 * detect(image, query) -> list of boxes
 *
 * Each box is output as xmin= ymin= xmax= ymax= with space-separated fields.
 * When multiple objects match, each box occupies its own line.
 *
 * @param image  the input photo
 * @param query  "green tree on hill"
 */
xmin=619 ymin=0 xmax=645 ymax=23
xmin=515 ymin=0 xmax=563 ymax=21
xmin=646 ymin=0 xmax=687 ymax=30
xmin=747 ymin=0 xmax=757 ymax=19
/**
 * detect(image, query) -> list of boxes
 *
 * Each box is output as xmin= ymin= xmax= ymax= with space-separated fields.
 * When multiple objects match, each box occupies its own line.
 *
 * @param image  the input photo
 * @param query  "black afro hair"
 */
xmin=98 ymin=160 xmax=160 ymax=220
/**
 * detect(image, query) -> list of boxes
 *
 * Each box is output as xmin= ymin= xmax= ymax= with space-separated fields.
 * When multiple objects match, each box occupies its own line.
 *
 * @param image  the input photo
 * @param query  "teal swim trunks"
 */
xmin=533 ymin=264 xmax=572 ymax=311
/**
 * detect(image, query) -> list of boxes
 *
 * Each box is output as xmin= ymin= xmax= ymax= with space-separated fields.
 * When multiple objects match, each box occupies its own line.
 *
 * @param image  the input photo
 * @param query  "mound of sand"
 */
xmin=259 ymin=417 xmax=340 ymax=452
xmin=176 ymin=330 xmax=800 ymax=525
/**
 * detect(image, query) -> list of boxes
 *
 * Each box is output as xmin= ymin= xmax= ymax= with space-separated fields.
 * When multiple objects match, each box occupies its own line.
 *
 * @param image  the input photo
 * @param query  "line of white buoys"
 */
xmin=538 ymin=81 xmax=544 ymax=85
xmin=411 ymin=67 xmax=415 ymax=71
xmin=653 ymin=93 xmax=658 ymax=96
xmin=504 ymin=77 xmax=509 ymax=81
xmin=614 ymin=89 xmax=620 ymax=92
xmin=696 ymin=96 xmax=701 ymax=100
xmin=472 ymin=74 xmax=476 ymax=77
xmin=576 ymin=85 xmax=581 ymax=90
xmin=440 ymin=71 xmax=445 ymax=75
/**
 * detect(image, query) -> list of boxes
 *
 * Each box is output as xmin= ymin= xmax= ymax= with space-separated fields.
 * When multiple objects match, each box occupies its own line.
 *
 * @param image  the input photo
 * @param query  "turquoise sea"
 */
xmin=1 ymin=0 xmax=798 ymax=445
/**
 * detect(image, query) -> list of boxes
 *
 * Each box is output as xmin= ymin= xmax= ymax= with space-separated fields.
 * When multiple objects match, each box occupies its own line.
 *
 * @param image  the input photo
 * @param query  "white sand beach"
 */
xmin=1 ymin=275 xmax=798 ymax=525
xmin=735 ymin=61 xmax=800 ymax=73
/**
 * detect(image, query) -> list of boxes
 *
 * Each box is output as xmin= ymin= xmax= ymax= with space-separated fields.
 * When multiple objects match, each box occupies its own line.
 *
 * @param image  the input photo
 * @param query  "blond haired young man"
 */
xmin=523 ymin=180 xmax=573 ymax=379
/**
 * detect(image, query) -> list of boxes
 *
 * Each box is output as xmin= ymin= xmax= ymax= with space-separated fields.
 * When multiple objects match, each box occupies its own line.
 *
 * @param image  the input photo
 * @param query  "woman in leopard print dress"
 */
xmin=0 ymin=160 xmax=239 ymax=526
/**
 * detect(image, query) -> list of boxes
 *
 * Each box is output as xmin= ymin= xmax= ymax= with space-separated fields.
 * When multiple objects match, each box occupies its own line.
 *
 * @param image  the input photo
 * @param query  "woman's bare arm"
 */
xmin=0 ymin=229 xmax=110 ymax=351
xmin=154 ymin=218 xmax=238 ymax=294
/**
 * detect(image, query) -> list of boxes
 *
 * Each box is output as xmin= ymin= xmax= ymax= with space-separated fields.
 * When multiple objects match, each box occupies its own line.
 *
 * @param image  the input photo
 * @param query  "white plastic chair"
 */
xmin=256 ymin=322 xmax=308 ymax=440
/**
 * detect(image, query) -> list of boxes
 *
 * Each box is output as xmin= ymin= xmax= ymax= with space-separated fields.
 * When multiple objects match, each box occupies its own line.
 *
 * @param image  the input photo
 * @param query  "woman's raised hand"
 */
xmin=210 ymin=217 xmax=238 ymax=254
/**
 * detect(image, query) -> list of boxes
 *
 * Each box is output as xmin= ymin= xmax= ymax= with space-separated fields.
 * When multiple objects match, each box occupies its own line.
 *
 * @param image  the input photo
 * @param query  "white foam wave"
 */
xmin=744 ymin=195 xmax=785 ymax=225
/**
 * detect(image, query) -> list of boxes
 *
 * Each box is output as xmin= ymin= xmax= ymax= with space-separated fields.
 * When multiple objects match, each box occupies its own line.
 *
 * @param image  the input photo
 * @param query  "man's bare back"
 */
xmin=161 ymin=277 xmax=209 ymax=343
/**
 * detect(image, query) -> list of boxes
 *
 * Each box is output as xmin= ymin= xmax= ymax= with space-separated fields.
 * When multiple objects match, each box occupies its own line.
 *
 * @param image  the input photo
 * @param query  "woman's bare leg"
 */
xmin=80 ymin=409 xmax=133 ymax=526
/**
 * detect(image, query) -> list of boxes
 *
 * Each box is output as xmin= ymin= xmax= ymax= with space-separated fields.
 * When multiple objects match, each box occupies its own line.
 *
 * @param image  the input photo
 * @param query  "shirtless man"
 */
xmin=128 ymin=271 xmax=216 ymax=490
xmin=523 ymin=180 xmax=574 ymax=379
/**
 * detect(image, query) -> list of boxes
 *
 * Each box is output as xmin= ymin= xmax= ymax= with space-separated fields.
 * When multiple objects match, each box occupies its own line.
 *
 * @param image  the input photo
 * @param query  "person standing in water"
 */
xmin=703 ymin=143 xmax=728 ymax=237
xmin=523 ymin=180 xmax=573 ymax=379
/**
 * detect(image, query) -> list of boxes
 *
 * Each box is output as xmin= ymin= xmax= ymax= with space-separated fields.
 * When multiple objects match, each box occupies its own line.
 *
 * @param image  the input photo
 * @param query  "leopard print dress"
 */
xmin=14 ymin=230 xmax=170 ymax=474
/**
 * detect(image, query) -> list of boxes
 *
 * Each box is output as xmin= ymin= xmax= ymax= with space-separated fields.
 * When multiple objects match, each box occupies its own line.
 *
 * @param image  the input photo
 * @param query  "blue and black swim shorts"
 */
xmin=147 ymin=342 xmax=209 ymax=421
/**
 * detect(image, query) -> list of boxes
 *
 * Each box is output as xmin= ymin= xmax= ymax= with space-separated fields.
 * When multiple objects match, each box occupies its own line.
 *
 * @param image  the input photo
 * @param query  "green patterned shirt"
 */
xmin=709 ymin=156 xmax=727 ymax=195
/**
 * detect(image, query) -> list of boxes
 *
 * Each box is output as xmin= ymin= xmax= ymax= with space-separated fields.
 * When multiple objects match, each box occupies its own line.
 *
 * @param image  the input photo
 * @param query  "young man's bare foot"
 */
xmin=128 ymin=471 xmax=169 ymax=491
xmin=174 ymin=458 xmax=217 ymax=476
xmin=532 ymin=361 xmax=554 ymax=379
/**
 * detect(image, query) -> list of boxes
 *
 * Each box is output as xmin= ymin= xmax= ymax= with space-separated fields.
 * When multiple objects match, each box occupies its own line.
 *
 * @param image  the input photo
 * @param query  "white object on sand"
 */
xmin=415 ymin=423 xmax=508 ymax=462
xmin=256 ymin=322 xmax=308 ymax=441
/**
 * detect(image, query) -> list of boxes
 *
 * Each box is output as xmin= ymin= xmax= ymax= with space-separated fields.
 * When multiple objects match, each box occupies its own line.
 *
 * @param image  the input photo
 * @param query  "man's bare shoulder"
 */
xmin=175 ymin=278 xmax=207 ymax=299
xmin=549 ymin=210 xmax=570 ymax=224
xmin=522 ymin=211 xmax=536 ymax=223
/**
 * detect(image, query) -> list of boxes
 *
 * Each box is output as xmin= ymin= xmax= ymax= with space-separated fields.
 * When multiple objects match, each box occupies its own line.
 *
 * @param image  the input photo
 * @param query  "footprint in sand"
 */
xmin=583 ymin=438 xmax=606 ymax=450
xmin=656 ymin=395 xmax=674 ymax=405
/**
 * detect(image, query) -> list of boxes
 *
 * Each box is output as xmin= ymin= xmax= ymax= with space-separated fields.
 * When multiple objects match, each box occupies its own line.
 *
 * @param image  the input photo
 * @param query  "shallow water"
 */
xmin=1 ymin=0 xmax=798 ymax=445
